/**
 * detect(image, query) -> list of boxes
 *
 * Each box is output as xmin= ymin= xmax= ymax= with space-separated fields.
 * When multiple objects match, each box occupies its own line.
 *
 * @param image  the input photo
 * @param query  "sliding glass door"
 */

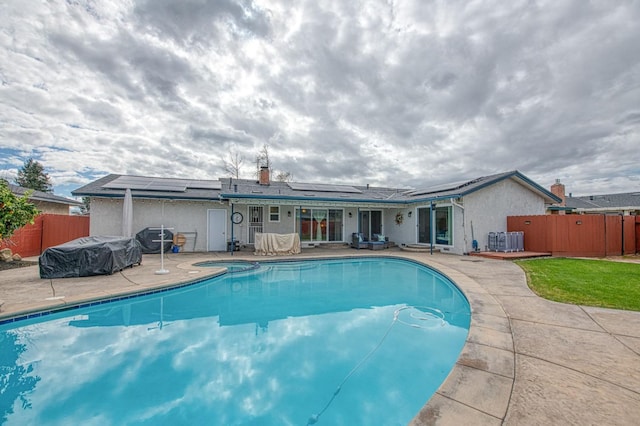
xmin=417 ymin=205 xmax=452 ymax=245
xmin=296 ymin=208 xmax=343 ymax=242
xmin=328 ymin=209 xmax=344 ymax=241
xmin=417 ymin=207 xmax=431 ymax=244
xmin=358 ymin=210 xmax=382 ymax=240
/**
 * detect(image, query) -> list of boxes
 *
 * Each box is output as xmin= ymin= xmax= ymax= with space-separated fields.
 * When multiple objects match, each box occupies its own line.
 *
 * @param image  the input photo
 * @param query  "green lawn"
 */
xmin=514 ymin=258 xmax=640 ymax=311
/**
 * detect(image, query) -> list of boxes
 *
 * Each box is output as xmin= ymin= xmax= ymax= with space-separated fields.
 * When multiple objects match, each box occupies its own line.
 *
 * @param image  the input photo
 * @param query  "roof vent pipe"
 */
xmin=234 ymin=184 xmax=238 ymax=193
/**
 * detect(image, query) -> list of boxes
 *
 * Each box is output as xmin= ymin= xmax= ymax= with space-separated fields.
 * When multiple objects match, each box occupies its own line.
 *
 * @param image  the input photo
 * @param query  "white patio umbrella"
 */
xmin=122 ymin=188 xmax=133 ymax=237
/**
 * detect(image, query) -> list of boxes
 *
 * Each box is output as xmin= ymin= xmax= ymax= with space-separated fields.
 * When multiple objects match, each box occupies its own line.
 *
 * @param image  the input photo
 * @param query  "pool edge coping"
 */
xmin=0 ymin=266 xmax=227 ymax=325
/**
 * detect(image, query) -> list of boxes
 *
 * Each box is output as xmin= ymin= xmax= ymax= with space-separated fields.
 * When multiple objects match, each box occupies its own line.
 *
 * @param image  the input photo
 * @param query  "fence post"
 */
xmin=603 ymin=214 xmax=607 ymax=257
xmin=620 ymin=213 xmax=624 ymax=256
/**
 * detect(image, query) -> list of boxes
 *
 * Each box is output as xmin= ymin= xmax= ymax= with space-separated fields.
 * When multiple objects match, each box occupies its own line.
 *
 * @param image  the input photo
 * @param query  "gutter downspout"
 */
xmin=430 ymin=202 xmax=434 ymax=255
xmin=230 ymin=203 xmax=235 ymax=256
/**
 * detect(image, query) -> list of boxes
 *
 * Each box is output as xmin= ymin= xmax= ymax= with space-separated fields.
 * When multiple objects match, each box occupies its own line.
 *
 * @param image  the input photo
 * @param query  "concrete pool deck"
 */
xmin=1 ymin=248 xmax=639 ymax=425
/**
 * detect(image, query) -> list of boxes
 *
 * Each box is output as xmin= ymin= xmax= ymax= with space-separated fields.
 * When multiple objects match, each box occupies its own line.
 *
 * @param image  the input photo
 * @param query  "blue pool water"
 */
xmin=0 ymin=257 xmax=470 ymax=425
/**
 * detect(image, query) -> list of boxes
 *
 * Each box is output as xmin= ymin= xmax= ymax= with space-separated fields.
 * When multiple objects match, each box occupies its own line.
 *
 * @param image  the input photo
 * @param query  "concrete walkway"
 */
xmin=1 ymin=248 xmax=639 ymax=425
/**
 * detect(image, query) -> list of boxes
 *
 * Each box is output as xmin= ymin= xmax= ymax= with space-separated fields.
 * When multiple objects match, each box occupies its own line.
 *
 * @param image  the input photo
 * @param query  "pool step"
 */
xmin=400 ymin=244 xmax=440 ymax=253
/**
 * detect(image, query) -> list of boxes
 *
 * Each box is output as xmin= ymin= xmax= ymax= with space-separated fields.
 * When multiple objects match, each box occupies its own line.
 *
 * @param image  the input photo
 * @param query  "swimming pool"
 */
xmin=0 ymin=257 xmax=470 ymax=425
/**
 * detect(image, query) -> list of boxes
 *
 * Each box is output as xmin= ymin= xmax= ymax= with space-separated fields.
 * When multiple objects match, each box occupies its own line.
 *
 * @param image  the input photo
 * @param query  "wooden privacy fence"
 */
xmin=0 ymin=214 xmax=90 ymax=257
xmin=508 ymin=214 xmax=638 ymax=257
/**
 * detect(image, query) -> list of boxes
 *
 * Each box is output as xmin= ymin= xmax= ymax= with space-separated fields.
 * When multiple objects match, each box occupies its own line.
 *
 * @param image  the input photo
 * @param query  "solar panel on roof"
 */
xmin=104 ymin=176 xmax=222 ymax=191
xmin=103 ymin=176 xmax=149 ymax=188
xmin=102 ymin=177 xmax=147 ymax=190
xmin=187 ymin=180 xmax=222 ymax=190
xmin=102 ymin=176 xmax=187 ymax=192
xmin=288 ymin=182 xmax=362 ymax=193
xmin=405 ymin=179 xmax=473 ymax=197
xmin=145 ymin=182 xmax=187 ymax=191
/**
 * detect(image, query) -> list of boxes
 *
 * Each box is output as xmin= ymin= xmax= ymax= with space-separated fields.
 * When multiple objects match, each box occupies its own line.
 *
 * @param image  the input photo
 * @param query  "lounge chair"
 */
xmin=373 ymin=234 xmax=390 ymax=249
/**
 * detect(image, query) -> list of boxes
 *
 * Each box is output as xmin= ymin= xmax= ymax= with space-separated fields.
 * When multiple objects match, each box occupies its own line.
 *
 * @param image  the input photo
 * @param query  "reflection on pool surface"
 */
xmin=0 ymin=258 xmax=470 ymax=425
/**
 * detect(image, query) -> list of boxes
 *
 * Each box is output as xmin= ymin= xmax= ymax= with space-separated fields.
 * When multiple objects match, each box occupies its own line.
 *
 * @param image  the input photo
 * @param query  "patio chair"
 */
xmin=351 ymin=232 xmax=368 ymax=249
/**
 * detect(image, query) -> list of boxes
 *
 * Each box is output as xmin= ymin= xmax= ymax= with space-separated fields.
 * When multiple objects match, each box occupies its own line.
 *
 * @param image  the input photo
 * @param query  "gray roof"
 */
xmin=566 ymin=192 xmax=640 ymax=210
xmin=72 ymin=170 xmax=561 ymax=206
xmin=9 ymin=183 xmax=83 ymax=206
xmin=401 ymin=170 xmax=560 ymax=203
xmin=219 ymin=178 xmax=407 ymax=204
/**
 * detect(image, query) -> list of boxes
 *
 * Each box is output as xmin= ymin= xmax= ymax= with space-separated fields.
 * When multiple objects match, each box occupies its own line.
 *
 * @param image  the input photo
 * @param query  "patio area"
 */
xmin=1 ymin=247 xmax=639 ymax=425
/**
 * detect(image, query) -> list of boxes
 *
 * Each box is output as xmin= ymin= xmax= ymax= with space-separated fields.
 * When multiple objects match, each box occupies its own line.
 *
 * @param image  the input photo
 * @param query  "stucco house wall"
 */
xmin=31 ymin=200 xmax=71 ymax=215
xmin=344 ymin=208 xmax=359 ymax=240
xmin=91 ymin=199 xmax=370 ymax=251
xmin=380 ymin=210 xmax=393 ymax=241
xmin=463 ymin=179 xmax=546 ymax=252
xmin=450 ymin=202 xmax=465 ymax=255
xmin=90 ymin=198 xmax=220 ymax=251
xmin=384 ymin=207 xmax=413 ymax=246
xmin=258 ymin=204 xmax=296 ymax=236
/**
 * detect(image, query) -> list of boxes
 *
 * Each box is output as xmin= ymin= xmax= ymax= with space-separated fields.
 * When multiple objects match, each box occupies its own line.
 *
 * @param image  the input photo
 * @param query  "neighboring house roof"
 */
xmin=9 ymin=183 xmax=83 ymax=206
xmin=566 ymin=192 xmax=640 ymax=212
xmin=72 ymin=170 xmax=561 ymax=206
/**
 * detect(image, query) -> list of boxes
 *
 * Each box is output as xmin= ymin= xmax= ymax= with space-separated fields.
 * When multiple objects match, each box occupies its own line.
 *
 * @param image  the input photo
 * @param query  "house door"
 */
xmin=207 ymin=209 xmax=227 ymax=251
xmin=359 ymin=210 xmax=382 ymax=240
xmin=248 ymin=206 xmax=264 ymax=244
xmin=417 ymin=207 xmax=431 ymax=244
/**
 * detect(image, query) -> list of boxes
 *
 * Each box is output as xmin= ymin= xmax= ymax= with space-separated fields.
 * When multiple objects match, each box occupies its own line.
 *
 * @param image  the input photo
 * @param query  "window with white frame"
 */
xmin=269 ymin=206 xmax=280 ymax=222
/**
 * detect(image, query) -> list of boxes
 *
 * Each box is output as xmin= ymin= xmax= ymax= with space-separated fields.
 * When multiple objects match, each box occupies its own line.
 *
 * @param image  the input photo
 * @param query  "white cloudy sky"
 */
xmin=1 ymin=0 xmax=639 ymax=198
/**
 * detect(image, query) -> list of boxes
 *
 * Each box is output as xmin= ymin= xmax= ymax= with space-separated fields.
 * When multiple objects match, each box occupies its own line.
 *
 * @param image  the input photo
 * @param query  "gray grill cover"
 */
xmin=135 ymin=227 xmax=174 ymax=254
xmin=39 ymin=236 xmax=142 ymax=279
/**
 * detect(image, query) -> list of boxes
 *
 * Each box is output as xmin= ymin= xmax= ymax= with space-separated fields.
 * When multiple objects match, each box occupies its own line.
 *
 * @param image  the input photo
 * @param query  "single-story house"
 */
xmin=8 ymin=183 xmax=83 ymax=215
xmin=72 ymin=169 xmax=561 ymax=255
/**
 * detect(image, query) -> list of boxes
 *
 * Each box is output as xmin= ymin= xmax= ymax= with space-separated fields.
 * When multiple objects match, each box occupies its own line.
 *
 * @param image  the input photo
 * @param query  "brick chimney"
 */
xmin=259 ymin=166 xmax=270 ymax=185
xmin=551 ymin=179 xmax=566 ymax=206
